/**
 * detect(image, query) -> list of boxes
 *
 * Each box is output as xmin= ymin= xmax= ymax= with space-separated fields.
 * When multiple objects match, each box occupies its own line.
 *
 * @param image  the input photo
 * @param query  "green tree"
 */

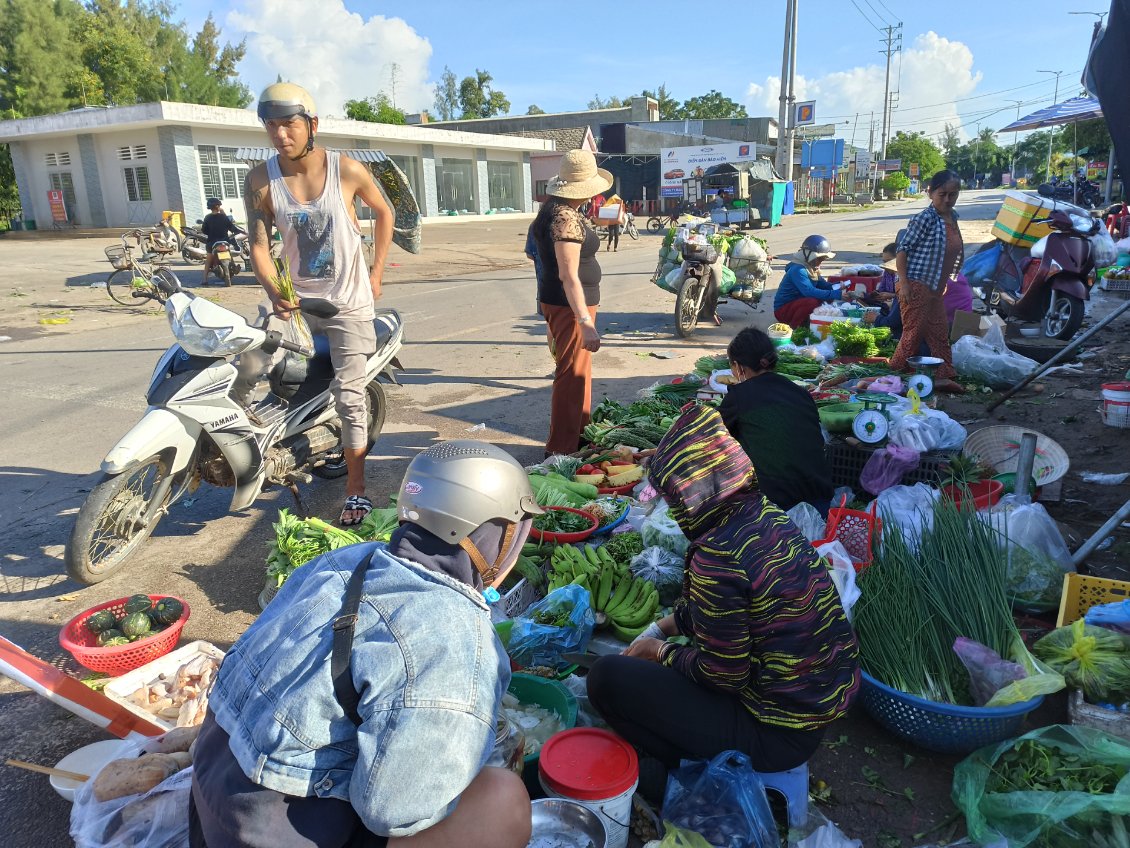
xmin=1055 ymin=118 xmax=1111 ymax=158
xmin=641 ymin=84 xmax=678 ymax=120
xmin=675 ymin=89 xmax=747 ymax=119
xmin=882 ymin=171 xmax=910 ymax=193
xmin=432 ymin=65 xmax=459 ymax=120
xmin=526 ymin=104 xmax=545 ymax=115
xmin=165 ymin=14 xmax=250 ymax=107
xmin=458 ymin=69 xmax=509 ymax=119
xmin=0 ymin=0 xmax=82 ymax=117
xmin=588 ymin=94 xmax=624 ymax=109
xmin=940 ymin=123 xmax=962 ymax=160
xmin=1011 ymin=130 xmax=1059 ymax=182
xmin=884 ymin=131 xmax=945 ymax=181
xmin=344 ymin=93 xmax=405 ymax=124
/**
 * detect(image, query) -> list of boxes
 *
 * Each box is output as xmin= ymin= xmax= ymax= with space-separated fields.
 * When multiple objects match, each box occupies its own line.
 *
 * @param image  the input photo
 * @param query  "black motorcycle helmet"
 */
xmin=206 ymin=198 xmax=222 ymax=211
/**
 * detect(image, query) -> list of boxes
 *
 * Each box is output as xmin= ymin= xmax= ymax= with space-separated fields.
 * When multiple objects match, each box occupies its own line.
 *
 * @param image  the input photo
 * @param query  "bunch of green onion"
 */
xmin=853 ymin=497 xmax=1022 ymax=705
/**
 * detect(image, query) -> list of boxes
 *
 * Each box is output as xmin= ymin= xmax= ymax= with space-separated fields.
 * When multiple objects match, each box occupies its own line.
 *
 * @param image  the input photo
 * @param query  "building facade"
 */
xmin=0 ymin=102 xmax=553 ymax=228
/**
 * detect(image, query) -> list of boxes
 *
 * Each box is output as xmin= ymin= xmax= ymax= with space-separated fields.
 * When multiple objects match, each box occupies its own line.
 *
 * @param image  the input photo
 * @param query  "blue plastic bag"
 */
xmin=662 ymin=751 xmax=777 ymax=848
xmin=961 ymin=243 xmax=1002 ymax=286
xmin=1086 ymin=599 xmax=1130 ymax=636
xmin=507 ymin=585 xmax=595 ymax=669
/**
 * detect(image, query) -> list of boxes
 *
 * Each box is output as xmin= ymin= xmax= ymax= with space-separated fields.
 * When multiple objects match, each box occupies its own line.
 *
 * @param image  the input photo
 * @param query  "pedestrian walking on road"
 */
xmin=243 ymin=82 xmax=395 ymax=525
xmin=891 ymin=170 xmax=966 ymax=394
xmin=524 ymin=223 xmax=544 ymax=317
xmin=532 ymin=150 xmax=613 ymax=456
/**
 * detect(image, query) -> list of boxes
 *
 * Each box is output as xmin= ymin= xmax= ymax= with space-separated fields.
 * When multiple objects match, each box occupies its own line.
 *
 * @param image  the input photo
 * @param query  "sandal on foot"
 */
xmin=340 ymin=495 xmax=373 ymax=526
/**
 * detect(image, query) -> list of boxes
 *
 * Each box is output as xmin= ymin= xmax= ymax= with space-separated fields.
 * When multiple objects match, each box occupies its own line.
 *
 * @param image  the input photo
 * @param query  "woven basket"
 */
xmin=962 ymin=426 xmax=1069 ymax=486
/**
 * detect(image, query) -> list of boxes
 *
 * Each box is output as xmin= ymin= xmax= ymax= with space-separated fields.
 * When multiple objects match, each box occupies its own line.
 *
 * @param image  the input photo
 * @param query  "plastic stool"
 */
xmin=755 ymin=762 xmax=809 ymax=829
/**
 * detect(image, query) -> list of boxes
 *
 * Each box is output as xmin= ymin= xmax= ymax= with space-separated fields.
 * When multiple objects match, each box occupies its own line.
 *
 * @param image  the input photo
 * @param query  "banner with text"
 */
xmin=659 ymin=143 xmax=757 ymax=197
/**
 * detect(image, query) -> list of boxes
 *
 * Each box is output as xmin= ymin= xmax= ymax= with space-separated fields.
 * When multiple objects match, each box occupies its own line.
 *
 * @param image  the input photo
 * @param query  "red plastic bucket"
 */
xmin=538 ymin=728 xmax=638 ymax=848
xmin=941 ymin=479 xmax=1005 ymax=511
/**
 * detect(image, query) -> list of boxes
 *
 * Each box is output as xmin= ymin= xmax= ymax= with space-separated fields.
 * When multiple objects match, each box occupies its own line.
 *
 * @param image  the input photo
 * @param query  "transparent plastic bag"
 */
xmin=508 ymin=585 xmax=596 ymax=669
xmin=860 ymin=444 xmax=921 ymax=495
xmin=954 ymin=637 xmax=1027 ymax=706
xmin=786 ymin=502 xmax=826 ymax=543
xmin=641 ymin=500 xmax=690 ymax=557
xmin=659 ymin=266 xmax=685 ymax=293
xmin=952 ymin=325 xmax=1038 ymax=389
xmin=817 ymin=540 xmax=860 ymax=622
xmin=662 ymin=751 xmax=777 ymax=848
xmin=953 ymin=724 xmax=1130 ymax=848
xmin=71 ymin=743 xmax=192 ymax=848
xmin=875 ymin=484 xmax=939 ymax=549
xmin=887 ymin=397 xmax=967 ymax=452
xmin=630 ymin=547 xmax=685 ymax=606
xmin=989 ymin=497 xmax=1074 ymax=611
xmin=1091 ymin=229 xmax=1119 ymax=267
xmin=1033 ymin=619 xmax=1130 ymax=703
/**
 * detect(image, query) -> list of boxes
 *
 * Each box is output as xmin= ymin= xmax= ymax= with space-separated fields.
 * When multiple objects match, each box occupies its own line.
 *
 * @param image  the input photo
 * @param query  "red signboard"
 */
xmin=47 ymin=189 xmax=68 ymax=223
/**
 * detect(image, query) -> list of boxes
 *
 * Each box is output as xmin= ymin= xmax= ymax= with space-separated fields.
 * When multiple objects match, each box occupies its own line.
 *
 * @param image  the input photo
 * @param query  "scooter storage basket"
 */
xmin=681 ymin=242 xmax=719 ymax=264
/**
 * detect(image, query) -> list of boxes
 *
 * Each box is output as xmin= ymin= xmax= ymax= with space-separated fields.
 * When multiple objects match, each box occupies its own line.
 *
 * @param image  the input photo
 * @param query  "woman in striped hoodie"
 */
xmin=587 ymin=404 xmax=859 ymax=790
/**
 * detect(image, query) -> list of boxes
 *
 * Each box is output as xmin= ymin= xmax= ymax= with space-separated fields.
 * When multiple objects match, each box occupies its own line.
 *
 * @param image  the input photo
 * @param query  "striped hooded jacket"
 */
xmin=650 ymin=404 xmax=860 ymax=730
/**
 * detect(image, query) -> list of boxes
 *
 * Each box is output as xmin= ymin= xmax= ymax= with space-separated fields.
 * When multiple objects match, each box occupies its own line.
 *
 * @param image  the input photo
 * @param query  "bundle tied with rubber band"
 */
xmin=269 ymin=256 xmax=313 ymax=355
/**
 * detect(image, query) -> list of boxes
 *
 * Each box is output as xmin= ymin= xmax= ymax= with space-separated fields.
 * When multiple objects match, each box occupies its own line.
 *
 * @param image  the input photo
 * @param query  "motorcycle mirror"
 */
xmin=1037 ymin=184 xmax=1054 ymax=198
xmin=195 ymin=219 xmax=203 ymax=224
xmin=299 ymin=298 xmax=339 ymax=319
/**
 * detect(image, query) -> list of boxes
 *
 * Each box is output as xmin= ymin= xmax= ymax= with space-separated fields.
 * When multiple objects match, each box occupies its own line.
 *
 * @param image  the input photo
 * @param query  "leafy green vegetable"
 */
xmin=357 ymin=506 xmax=399 ymax=542
xmin=987 ymin=738 xmax=1126 ymax=795
xmin=603 ymin=530 xmax=645 ymax=565
xmin=533 ymin=508 xmax=593 ymax=534
xmin=828 ymin=321 xmax=892 ymax=357
xmin=792 ymin=326 xmax=820 ymax=346
xmin=266 ymin=509 xmax=365 ymax=588
xmin=1033 ymin=620 xmax=1130 ymax=703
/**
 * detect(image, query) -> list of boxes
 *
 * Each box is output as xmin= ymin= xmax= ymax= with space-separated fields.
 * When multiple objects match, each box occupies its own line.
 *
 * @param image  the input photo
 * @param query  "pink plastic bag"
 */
xmin=860 ymin=444 xmax=920 ymax=496
xmin=953 ymin=637 xmax=1026 ymax=706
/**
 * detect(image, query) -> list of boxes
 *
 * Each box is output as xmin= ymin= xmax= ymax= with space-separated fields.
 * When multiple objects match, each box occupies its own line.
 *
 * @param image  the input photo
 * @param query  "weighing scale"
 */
xmin=852 ymin=393 xmax=897 ymax=444
xmin=906 ymin=355 xmax=945 ymax=398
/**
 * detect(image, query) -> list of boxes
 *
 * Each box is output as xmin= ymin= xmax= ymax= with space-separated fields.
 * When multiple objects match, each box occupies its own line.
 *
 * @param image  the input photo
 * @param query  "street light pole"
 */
xmin=776 ymin=0 xmax=794 ymax=176
xmin=1037 ymin=69 xmax=1064 ymax=182
xmin=1007 ymin=99 xmax=1023 ymax=185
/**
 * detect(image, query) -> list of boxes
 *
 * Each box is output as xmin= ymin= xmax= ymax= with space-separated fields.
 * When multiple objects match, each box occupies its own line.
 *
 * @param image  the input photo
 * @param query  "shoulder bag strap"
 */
xmin=331 ymin=549 xmax=374 ymax=727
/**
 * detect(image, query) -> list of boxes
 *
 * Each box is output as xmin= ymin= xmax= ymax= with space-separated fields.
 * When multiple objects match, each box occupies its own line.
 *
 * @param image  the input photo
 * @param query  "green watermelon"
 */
xmin=123 ymin=594 xmax=153 ymax=615
xmin=85 ymin=609 xmax=117 ymax=634
xmin=119 ymin=611 xmax=153 ymax=639
xmin=150 ymin=598 xmax=183 ymax=627
xmin=97 ymin=628 xmax=126 ymax=646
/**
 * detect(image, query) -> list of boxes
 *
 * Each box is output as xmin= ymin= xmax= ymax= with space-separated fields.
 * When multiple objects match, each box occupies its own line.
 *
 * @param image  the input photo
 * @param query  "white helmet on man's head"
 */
xmin=257 ymin=82 xmax=318 ymax=156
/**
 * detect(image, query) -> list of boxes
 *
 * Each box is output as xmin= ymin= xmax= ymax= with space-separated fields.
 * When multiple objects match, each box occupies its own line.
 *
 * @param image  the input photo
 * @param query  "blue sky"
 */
xmin=186 ymin=0 xmax=1102 ymax=143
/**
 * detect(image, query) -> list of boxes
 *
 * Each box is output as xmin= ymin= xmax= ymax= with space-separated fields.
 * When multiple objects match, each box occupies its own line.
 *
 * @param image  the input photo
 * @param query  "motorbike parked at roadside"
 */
xmin=208 ymin=239 xmax=241 ymax=286
xmin=1038 ymin=175 xmax=1102 ymax=209
xmin=64 ymin=279 xmax=404 ymax=584
xmin=969 ymin=186 xmax=1102 ymax=340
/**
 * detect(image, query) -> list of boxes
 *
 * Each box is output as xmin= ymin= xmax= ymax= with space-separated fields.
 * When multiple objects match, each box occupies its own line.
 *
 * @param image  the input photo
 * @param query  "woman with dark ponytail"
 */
xmin=719 ymin=328 xmax=833 ymax=516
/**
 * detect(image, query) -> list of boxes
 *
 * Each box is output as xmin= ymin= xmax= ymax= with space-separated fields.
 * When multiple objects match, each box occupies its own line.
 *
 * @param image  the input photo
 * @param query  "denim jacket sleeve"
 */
xmin=351 ymin=705 xmax=495 ymax=838
xmin=784 ymin=263 xmax=839 ymax=301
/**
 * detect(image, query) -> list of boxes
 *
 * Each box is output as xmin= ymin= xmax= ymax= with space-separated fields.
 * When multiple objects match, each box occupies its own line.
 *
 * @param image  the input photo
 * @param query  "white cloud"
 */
xmin=746 ymin=32 xmax=983 ymax=145
xmin=225 ymin=0 xmax=434 ymax=116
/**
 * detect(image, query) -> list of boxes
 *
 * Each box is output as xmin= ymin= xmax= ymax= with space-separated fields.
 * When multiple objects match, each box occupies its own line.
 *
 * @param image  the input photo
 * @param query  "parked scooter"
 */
xmin=180 ymin=223 xmax=208 ymax=263
xmin=673 ymin=226 xmax=724 ymax=338
xmin=974 ymin=185 xmax=1100 ymax=340
xmin=63 ymin=280 xmax=404 ymax=583
xmin=208 ymin=240 xmax=240 ymax=286
xmin=1038 ymin=175 xmax=1102 ymax=209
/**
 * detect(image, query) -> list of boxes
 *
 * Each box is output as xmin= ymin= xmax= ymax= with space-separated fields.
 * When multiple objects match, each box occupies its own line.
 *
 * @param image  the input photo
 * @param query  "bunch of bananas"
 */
xmin=548 ymin=544 xmax=660 ymax=642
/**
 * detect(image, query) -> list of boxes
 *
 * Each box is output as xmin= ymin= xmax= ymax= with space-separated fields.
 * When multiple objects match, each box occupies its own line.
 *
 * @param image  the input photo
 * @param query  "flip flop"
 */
xmin=340 ymin=495 xmax=373 ymax=527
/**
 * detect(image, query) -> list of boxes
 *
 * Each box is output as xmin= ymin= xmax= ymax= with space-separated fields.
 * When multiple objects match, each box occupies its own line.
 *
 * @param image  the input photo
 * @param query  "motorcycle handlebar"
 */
xmin=262 ymin=329 xmax=313 ymax=358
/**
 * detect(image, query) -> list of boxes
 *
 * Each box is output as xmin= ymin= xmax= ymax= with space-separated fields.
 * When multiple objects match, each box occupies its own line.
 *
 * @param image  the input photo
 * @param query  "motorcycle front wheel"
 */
xmin=1043 ymin=292 xmax=1084 ymax=340
xmin=65 ymin=455 xmax=172 ymax=584
xmin=675 ymin=279 xmax=703 ymax=338
xmin=312 ymin=381 xmax=389 ymax=480
xmin=626 ymin=221 xmax=639 ymax=240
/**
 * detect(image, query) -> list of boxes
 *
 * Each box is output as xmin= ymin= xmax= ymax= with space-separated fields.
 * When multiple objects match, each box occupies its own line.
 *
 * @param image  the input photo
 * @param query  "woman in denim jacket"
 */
xmin=189 ymin=441 xmax=542 ymax=848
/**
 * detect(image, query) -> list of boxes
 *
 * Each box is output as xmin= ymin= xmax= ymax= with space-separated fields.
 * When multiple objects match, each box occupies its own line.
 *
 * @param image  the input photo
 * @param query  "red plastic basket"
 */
xmin=814 ymin=497 xmax=882 ymax=572
xmin=529 ymin=507 xmax=599 ymax=544
xmin=59 ymin=595 xmax=191 ymax=675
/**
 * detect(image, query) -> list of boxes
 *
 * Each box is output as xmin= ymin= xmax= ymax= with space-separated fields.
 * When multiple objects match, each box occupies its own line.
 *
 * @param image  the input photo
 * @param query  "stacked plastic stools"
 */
xmin=755 ymin=762 xmax=809 ymax=829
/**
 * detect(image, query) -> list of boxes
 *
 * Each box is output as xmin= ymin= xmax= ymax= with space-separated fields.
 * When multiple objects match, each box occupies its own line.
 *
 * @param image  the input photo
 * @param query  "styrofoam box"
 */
xmin=104 ymin=640 xmax=225 ymax=731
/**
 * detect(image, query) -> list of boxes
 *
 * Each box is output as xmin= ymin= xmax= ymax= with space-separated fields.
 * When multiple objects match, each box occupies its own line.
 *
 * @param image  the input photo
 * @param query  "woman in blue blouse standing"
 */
xmin=890 ymin=170 xmax=966 ymax=394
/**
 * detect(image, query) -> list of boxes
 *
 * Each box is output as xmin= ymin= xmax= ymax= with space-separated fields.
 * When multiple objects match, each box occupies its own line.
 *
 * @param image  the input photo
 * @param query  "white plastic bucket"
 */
xmin=538 ymin=728 xmax=639 ymax=848
xmin=809 ymin=314 xmax=836 ymax=339
xmin=1101 ymin=383 xmax=1130 ymax=428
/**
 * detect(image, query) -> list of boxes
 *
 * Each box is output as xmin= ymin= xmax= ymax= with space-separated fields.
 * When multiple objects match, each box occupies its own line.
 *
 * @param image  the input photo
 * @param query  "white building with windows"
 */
xmin=0 ymin=101 xmax=553 ymax=229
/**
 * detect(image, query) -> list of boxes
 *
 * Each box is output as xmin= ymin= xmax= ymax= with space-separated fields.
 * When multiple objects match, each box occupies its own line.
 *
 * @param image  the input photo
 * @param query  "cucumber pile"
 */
xmin=547 ymin=544 xmax=660 ymax=642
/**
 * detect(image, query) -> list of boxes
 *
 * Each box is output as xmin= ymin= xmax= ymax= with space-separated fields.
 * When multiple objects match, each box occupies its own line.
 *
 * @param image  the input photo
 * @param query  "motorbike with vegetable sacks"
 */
xmin=64 ymin=280 xmax=404 ymax=584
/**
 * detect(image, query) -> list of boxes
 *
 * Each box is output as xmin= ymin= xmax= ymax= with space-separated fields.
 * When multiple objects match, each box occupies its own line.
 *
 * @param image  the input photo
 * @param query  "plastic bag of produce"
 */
xmin=71 ymin=743 xmax=192 ymax=848
xmin=659 ymin=266 xmax=684 ymax=293
xmin=953 ymin=637 xmax=1027 ymax=706
xmin=988 ymin=497 xmax=1073 ymax=611
xmin=508 ymin=585 xmax=596 ymax=669
xmin=816 ymin=539 xmax=860 ymax=621
xmin=860 ymin=444 xmax=921 ymax=496
xmin=640 ymin=500 xmax=689 ymax=557
xmin=1032 ymin=619 xmax=1130 ymax=703
xmin=952 ymin=325 xmax=1038 ymax=389
xmin=719 ymin=264 xmax=738 ymax=296
xmin=1086 ymin=599 xmax=1130 ymax=636
xmin=730 ymin=238 xmax=767 ymax=261
xmin=1091 ymin=229 xmax=1119 ymax=268
xmin=887 ymin=399 xmax=967 ymax=453
xmin=662 ymin=750 xmax=777 ymax=848
xmin=953 ymin=724 xmax=1130 ymax=848
xmin=630 ymin=547 xmax=685 ymax=606
xmin=960 ymin=243 xmax=1002 ymax=287
xmin=875 ymin=484 xmax=939 ymax=550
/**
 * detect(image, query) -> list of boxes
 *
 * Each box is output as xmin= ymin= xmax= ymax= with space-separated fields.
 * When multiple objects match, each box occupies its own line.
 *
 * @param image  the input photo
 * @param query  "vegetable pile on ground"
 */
xmin=775 ymin=351 xmax=823 ymax=380
xmin=584 ymin=396 xmax=678 ymax=450
xmin=1033 ymin=619 xmax=1130 ymax=706
xmin=575 ymin=459 xmax=643 ymax=489
xmin=853 ymin=498 xmax=1027 ymax=705
xmin=85 ymin=595 xmax=185 ymax=647
xmin=694 ymin=355 xmax=731 ymax=380
xmin=500 ymin=692 xmax=563 ymax=757
xmin=547 ymin=543 xmax=660 ymax=641
xmin=265 ymin=506 xmax=399 ymax=588
xmin=527 ymin=470 xmax=600 ymax=508
xmin=828 ymin=321 xmax=894 ymax=357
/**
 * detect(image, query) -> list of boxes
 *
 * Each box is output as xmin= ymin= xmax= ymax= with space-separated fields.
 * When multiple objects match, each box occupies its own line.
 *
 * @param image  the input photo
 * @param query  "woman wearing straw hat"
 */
xmin=531 ymin=150 xmax=614 ymax=456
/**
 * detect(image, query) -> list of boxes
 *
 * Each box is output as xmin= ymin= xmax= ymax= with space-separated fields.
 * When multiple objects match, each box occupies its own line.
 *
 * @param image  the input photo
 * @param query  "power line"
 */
xmin=849 ymin=0 xmax=883 ymax=31
xmin=861 ymin=0 xmax=893 ymax=26
xmin=874 ymin=0 xmax=898 ymax=20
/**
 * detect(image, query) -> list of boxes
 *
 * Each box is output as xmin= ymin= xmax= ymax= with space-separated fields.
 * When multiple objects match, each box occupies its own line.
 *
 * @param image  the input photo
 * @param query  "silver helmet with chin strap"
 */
xmin=397 ymin=441 xmax=543 ymax=544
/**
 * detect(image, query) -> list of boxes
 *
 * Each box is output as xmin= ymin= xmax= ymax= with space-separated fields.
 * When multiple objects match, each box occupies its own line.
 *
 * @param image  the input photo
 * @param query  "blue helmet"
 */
xmin=798 ymin=234 xmax=835 ymax=264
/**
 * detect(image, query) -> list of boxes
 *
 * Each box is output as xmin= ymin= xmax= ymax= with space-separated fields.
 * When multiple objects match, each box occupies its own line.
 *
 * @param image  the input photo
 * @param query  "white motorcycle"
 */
xmin=64 ymin=280 xmax=404 ymax=584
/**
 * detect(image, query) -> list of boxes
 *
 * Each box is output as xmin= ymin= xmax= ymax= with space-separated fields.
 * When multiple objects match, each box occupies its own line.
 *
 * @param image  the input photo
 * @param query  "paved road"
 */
xmin=0 ymin=191 xmax=1005 ymax=845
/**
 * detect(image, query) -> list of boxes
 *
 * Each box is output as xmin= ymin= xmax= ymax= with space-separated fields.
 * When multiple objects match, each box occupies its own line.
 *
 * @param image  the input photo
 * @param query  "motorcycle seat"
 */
xmin=269 ymin=333 xmax=334 ymax=398
xmin=373 ymin=308 xmax=401 ymax=353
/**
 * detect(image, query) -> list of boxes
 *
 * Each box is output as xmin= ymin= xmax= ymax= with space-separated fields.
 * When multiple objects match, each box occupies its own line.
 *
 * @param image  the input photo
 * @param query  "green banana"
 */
xmin=595 ymin=565 xmax=614 ymax=611
xmin=611 ymin=619 xmax=650 ymax=642
xmin=596 ymin=546 xmax=617 ymax=570
xmin=584 ymin=545 xmax=601 ymax=568
xmin=603 ymin=576 xmax=633 ymax=614
xmin=607 ymin=578 xmax=644 ymax=617
xmin=613 ymin=594 xmax=659 ymax=629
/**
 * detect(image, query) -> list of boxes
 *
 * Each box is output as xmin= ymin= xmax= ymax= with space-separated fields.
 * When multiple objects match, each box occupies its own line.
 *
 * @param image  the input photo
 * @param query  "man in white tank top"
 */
xmin=244 ymin=83 xmax=393 ymax=526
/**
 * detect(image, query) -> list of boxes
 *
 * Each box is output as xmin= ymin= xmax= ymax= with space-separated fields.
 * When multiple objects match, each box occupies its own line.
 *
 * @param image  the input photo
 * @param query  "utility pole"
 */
xmin=879 ymin=22 xmax=902 ymax=160
xmin=1007 ymin=99 xmax=1024 ymax=184
xmin=868 ymin=112 xmax=876 ymax=196
xmin=1038 ymin=69 xmax=1064 ymax=183
xmin=784 ymin=0 xmax=799 ymax=181
xmin=776 ymin=0 xmax=794 ymax=176
xmin=389 ymin=62 xmax=401 ymax=109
